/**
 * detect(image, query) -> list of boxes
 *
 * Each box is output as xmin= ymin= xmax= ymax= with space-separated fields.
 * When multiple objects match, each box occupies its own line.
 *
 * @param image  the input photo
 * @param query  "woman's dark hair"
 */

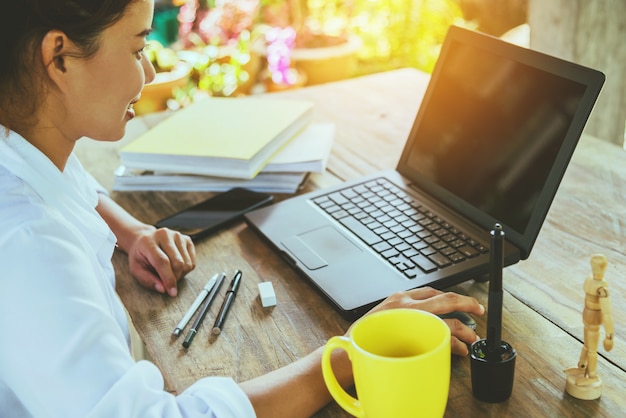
xmin=0 ymin=0 xmax=136 ymax=133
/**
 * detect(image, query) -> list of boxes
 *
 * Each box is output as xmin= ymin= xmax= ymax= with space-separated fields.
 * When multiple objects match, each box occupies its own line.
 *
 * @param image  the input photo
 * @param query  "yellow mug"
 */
xmin=321 ymin=309 xmax=451 ymax=418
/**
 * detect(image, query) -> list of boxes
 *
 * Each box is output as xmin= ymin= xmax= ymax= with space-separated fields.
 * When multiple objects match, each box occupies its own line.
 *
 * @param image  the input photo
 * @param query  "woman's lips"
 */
xmin=126 ymin=97 xmax=140 ymax=120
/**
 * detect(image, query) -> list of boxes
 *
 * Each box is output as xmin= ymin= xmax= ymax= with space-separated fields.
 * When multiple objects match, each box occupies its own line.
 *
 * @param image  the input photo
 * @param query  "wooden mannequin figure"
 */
xmin=565 ymin=254 xmax=615 ymax=400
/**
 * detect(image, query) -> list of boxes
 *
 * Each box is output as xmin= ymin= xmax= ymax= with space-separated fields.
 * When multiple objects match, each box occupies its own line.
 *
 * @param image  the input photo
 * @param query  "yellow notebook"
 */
xmin=120 ymin=97 xmax=314 ymax=179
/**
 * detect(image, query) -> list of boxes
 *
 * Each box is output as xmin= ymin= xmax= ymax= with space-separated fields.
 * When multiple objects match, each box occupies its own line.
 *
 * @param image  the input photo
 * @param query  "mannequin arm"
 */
xmin=598 ymin=287 xmax=614 ymax=351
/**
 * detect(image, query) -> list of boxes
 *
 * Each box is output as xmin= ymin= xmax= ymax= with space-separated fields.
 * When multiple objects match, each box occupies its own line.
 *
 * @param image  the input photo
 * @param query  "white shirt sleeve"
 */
xmin=0 ymin=200 xmax=255 ymax=418
xmin=89 ymin=362 xmax=255 ymax=418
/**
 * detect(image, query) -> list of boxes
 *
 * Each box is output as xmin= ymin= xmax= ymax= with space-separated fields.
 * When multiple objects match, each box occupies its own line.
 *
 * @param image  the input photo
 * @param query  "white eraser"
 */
xmin=258 ymin=281 xmax=277 ymax=307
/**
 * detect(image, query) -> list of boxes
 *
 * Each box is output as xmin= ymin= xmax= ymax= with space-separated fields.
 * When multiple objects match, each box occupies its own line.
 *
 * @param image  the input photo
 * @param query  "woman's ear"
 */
xmin=41 ymin=30 xmax=70 ymax=85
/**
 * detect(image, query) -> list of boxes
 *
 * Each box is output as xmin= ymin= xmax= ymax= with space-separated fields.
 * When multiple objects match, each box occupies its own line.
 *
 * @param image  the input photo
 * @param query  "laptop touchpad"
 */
xmin=282 ymin=226 xmax=362 ymax=270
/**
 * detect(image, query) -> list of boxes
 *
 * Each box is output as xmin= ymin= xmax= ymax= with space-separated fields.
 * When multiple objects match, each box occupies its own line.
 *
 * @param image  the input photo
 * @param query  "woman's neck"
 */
xmin=19 ymin=121 xmax=75 ymax=172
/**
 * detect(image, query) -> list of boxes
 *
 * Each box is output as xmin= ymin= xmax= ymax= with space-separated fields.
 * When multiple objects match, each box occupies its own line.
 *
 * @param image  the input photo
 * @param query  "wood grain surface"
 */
xmin=75 ymin=68 xmax=625 ymax=417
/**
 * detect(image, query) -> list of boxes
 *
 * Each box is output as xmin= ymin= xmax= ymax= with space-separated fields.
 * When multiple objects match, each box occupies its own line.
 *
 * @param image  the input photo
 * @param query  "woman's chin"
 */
xmin=88 ymin=127 xmax=127 ymax=143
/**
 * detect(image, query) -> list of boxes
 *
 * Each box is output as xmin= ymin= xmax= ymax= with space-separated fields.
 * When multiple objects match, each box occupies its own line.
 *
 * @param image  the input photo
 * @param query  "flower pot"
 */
xmin=263 ymin=68 xmax=308 ymax=92
xmin=291 ymin=34 xmax=361 ymax=85
xmin=134 ymin=61 xmax=192 ymax=115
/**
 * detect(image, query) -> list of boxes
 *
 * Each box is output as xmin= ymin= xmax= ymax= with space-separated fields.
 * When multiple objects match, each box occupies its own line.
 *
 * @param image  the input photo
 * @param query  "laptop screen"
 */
xmin=398 ymin=26 xmax=604 ymax=258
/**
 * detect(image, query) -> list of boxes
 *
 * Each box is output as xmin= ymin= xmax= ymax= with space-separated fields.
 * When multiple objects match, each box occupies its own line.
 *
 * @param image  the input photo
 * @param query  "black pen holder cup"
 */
xmin=470 ymin=339 xmax=517 ymax=403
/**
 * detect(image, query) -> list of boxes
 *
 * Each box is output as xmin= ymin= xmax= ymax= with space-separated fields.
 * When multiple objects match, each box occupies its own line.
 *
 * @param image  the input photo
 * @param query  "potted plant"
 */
xmin=175 ymin=0 xmax=263 ymax=96
xmin=256 ymin=0 xmax=474 ymax=84
xmin=257 ymin=0 xmax=362 ymax=86
xmin=260 ymin=26 xmax=310 ymax=91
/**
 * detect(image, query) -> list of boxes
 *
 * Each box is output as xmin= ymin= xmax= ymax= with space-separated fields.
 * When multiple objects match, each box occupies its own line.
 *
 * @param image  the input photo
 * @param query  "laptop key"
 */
xmin=366 ymin=221 xmax=383 ymax=230
xmin=389 ymin=254 xmax=415 ymax=270
xmin=383 ymin=220 xmax=399 ymax=229
xmin=341 ymin=188 xmax=358 ymax=199
xmin=373 ymin=226 xmax=389 ymax=236
xmin=316 ymin=178 xmax=488 ymax=276
xmin=331 ymin=209 xmax=349 ymax=220
xmin=373 ymin=241 xmax=392 ymax=253
xmin=450 ymin=239 xmax=465 ymax=248
xmin=441 ymin=246 xmax=457 ymax=256
xmin=428 ymin=252 xmax=452 ymax=268
xmin=403 ymin=248 xmax=419 ymax=258
xmin=339 ymin=217 xmax=382 ymax=246
xmin=458 ymin=246 xmax=480 ymax=258
xmin=410 ymin=254 xmax=437 ymax=273
xmin=411 ymin=240 xmax=429 ymax=251
xmin=394 ymin=242 xmax=411 ymax=252
xmin=380 ymin=231 xmax=396 ymax=241
xmin=316 ymin=200 xmax=335 ymax=209
xmin=403 ymin=268 xmax=421 ymax=279
xmin=449 ymin=252 xmax=466 ymax=263
xmin=387 ymin=236 xmax=403 ymax=246
xmin=382 ymin=248 xmax=400 ymax=259
xmin=325 ymin=204 xmax=341 ymax=214
xmin=329 ymin=192 xmax=349 ymax=205
xmin=433 ymin=241 xmax=448 ymax=250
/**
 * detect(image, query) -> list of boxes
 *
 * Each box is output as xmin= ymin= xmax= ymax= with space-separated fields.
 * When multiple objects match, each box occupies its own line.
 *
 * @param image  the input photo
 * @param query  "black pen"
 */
xmin=183 ymin=272 xmax=226 ymax=349
xmin=212 ymin=270 xmax=242 ymax=335
xmin=486 ymin=223 xmax=504 ymax=355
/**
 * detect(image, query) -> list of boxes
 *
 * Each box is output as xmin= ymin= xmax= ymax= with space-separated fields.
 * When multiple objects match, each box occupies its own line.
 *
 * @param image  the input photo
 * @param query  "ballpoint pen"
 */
xmin=182 ymin=272 xmax=226 ymax=349
xmin=212 ymin=270 xmax=242 ymax=335
xmin=470 ymin=222 xmax=516 ymax=403
xmin=172 ymin=274 xmax=219 ymax=337
xmin=486 ymin=223 xmax=504 ymax=355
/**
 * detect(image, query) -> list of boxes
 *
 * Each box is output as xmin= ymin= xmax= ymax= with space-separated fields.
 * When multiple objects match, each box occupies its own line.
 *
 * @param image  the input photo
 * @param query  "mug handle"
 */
xmin=321 ymin=336 xmax=363 ymax=418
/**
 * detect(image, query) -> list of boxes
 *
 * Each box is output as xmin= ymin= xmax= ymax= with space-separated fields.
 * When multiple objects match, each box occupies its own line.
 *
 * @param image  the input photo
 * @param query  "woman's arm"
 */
xmin=94 ymin=195 xmax=484 ymax=418
xmin=241 ymin=346 xmax=351 ymax=418
xmin=240 ymin=287 xmax=485 ymax=418
xmin=95 ymin=193 xmax=196 ymax=297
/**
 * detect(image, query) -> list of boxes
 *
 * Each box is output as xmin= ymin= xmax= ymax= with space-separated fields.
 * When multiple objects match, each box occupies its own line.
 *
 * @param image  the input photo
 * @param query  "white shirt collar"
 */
xmin=0 ymin=128 xmax=98 ymax=209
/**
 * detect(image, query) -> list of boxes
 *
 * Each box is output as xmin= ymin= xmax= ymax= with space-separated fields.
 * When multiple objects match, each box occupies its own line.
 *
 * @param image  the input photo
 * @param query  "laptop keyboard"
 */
xmin=312 ymin=178 xmax=488 ymax=279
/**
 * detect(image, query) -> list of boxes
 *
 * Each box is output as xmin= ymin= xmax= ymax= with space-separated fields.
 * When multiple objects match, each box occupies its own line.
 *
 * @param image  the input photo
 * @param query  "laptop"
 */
xmin=244 ymin=25 xmax=605 ymax=321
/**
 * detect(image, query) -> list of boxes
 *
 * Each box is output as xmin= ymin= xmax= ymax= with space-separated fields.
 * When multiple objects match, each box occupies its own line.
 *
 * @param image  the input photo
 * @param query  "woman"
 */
xmin=0 ymin=1 xmax=484 ymax=417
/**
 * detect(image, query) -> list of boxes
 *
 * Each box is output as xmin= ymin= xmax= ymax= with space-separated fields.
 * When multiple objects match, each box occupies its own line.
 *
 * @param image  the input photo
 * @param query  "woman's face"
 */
xmin=62 ymin=0 xmax=156 ymax=142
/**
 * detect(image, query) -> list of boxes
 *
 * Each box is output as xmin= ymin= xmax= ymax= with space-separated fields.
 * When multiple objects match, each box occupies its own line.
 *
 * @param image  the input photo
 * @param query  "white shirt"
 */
xmin=0 ymin=129 xmax=256 ymax=418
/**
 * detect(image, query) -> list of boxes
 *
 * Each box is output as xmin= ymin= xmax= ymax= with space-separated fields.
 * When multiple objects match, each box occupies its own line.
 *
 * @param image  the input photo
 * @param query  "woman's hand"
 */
xmin=356 ymin=287 xmax=484 ymax=356
xmin=126 ymin=226 xmax=196 ymax=297
xmin=95 ymin=193 xmax=197 ymax=297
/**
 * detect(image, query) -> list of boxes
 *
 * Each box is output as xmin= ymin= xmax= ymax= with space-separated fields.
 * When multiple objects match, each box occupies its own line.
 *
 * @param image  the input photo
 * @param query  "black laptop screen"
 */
xmin=403 ymin=36 xmax=587 ymax=237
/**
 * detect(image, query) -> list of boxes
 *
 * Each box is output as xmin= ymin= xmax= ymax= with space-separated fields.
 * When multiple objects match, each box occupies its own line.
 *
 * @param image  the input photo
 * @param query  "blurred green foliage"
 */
xmin=301 ymin=0 xmax=473 ymax=74
xmin=152 ymin=0 xmax=473 ymax=103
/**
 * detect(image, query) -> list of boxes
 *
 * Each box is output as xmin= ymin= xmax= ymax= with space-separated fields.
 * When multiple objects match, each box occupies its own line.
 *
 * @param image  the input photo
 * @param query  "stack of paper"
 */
xmin=114 ymin=123 xmax=334 ymax=193
xmin=113 ymin=169 xmax=310 ymax=193
xmin=114 ymin=96 xmax=335 ymax=193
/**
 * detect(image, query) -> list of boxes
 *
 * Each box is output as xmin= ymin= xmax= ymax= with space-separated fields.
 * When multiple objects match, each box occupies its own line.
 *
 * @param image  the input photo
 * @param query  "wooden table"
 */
xmin=76 ymin=68 xmax=626 ymax=417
